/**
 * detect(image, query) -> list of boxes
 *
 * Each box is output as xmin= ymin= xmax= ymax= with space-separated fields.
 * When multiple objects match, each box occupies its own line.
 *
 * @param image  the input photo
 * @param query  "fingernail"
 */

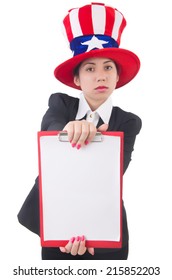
xmin=90 ymin=249 xmax=94 ymax=255
xmin=85 ymin=140 xmax=89 ymax=145
xmin=70 ymin=237 xmax=75 ymax=243
xmin=71 ymin=143 xmax=76 ymax=147
xmin=81 ymin=235 xmax=85 ymax=241
xmin=76 ymin=236 xmax=80 ymax=241
xmin=76 ymin=144 xmax=81 ymax=150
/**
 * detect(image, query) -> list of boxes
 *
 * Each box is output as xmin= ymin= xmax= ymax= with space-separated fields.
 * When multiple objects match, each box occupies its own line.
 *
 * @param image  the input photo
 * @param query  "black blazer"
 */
xmin=18 ymin=93 xmax=142 ymax=248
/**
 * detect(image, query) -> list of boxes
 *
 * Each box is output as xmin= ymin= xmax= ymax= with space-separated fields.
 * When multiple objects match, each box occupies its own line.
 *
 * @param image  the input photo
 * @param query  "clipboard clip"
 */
xmin=58 ymin=132 xmax=103 ymax=142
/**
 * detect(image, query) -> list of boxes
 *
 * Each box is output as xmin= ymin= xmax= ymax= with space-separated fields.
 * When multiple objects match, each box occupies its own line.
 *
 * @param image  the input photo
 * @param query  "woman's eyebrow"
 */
xmin=82 ymin=62 xmax=95 ymax=67
xmin=103 ymin=60 xmax=114 ymax=64
xmin=82 ymin=60 xmax=114 ymax=67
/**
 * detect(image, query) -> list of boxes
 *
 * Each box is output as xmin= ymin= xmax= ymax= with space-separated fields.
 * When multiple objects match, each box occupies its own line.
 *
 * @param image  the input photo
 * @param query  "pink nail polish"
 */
xmin=76 ymin=144 xmax=81 ymax=150
xmin=76 ymin=236 xmax=80 ymax=241
xmin=81 ymin=235 xmax=85 ymax=241
xmin=70 ymin=237 xmax=75 ymax=243
xmin=71 ymin=143 xmax=76 ymax=147
xmin=85 ymin=140 xmax=89 ymax=145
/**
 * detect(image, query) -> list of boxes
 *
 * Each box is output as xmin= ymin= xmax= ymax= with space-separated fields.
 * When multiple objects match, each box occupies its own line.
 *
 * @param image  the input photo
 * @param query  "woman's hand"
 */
xmin=59 ymin=235 xmax=94 ymax=256
xmin=63 ymin=120 xmax=108 ymax=149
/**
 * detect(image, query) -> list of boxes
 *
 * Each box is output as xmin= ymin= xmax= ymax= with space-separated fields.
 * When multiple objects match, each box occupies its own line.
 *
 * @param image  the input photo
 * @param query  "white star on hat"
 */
xmin=81 ymin=35 xmax=109 ymax=52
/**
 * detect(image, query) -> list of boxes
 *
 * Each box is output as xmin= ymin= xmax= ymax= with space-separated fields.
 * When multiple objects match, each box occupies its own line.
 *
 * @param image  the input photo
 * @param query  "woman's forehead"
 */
xmin=81 ymin=57 xmax=115 ymax=66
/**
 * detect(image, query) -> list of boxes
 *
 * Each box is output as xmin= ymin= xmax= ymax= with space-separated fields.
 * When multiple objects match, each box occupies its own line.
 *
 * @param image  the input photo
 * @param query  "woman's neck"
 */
xmin=85 ymin=97 xmax=106 ymax=111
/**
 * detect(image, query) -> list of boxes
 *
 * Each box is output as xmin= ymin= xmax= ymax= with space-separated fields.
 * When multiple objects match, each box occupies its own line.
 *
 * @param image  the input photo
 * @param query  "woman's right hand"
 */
xmin=63 ymin=120 xmax=108 ymax=149
xmin=63 ymin=120 xmax=96 ymax=149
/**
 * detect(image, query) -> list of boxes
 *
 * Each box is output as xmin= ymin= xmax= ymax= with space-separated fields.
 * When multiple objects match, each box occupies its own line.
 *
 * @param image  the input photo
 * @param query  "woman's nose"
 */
xmin=97 ymin=77 xmax=106 ymax=82
xmin=96 ymin=71 xmax=107 ymax=82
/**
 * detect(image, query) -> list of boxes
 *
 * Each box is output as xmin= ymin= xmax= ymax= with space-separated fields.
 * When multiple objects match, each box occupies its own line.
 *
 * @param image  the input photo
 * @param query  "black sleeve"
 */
xmin=18 ymin=93 xmax=68 ymax=235
xmin=41 ymin=93 xmax=69 ymax=131
xmin=41 ymin=93 xmax=76 ymax=131
xmin=17 ymin=93 xmax=78 ymax=236
xmin=17 ymin=177 xmax=40 ymax=235
xmin=119 ymin=114 xmax=142 ymax=173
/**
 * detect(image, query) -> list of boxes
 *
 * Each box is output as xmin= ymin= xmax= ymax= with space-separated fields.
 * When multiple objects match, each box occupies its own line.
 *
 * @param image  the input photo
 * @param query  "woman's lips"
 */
xmin=95 ymin=86 xmax=108 ymax=92
xmin=95 ymin=86 xmax=108 ymax=89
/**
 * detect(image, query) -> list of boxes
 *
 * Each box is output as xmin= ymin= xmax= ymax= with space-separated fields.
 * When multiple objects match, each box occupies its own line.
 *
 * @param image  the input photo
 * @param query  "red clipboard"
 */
xmin=38 ymin=131 xmax=123 ymax=248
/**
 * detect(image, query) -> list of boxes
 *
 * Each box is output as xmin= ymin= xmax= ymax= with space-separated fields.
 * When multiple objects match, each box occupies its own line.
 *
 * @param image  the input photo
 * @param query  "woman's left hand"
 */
xmin=59 ymin=235 xmax=94 ymax=256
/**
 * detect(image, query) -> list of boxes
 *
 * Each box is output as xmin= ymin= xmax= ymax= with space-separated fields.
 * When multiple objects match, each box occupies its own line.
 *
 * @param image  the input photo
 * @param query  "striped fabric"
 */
xmin=63 ymin=3 xmax=126 ymax=46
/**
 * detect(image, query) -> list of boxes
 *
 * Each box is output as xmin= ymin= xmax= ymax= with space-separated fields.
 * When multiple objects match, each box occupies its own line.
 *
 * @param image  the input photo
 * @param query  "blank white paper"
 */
xmin=39 ymin=134 xmax=121 ymax=242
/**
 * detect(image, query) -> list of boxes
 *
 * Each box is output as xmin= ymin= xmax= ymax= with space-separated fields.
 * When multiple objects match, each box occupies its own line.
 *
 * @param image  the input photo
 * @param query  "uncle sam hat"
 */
xmin=54 ymin=2 xmax=140 ymax=89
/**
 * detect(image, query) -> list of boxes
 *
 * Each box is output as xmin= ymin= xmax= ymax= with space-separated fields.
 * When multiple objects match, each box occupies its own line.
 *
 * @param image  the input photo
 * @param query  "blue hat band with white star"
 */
xmin=70 ymin=35 xmax=119 ymax=56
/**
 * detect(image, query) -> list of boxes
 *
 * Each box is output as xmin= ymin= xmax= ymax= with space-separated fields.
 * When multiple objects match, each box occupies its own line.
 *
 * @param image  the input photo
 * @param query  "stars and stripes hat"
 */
xmin=54 ymin=2 xmax=140 ymax=89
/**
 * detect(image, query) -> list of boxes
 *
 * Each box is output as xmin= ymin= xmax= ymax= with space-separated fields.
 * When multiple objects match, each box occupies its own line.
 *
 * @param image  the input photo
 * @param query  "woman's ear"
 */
xmin=116 ymin=74 xmax=119 ymax=83
xmin=114 ymin=75 xmax=120 ymax=89
xmin=74 ymin=76 xmax=80 ymax=87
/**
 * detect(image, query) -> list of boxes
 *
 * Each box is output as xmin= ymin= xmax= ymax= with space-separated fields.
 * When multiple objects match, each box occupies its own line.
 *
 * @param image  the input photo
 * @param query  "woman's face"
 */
xmin=74 ymin=57 xmax=119 ymax=110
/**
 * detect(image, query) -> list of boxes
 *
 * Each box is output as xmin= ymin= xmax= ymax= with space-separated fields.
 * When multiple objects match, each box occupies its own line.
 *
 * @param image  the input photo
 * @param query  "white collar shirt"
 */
xmin=75 ymin=92 xmax=113 ymax=126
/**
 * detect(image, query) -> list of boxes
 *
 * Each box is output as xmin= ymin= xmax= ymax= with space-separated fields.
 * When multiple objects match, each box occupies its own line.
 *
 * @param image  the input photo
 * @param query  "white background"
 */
xmin=0 ymin=0 xmax=172 ymax=278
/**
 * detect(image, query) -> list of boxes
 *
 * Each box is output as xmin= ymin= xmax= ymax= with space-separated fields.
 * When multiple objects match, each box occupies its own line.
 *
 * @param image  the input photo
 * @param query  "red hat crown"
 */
xmin=63 ymin=2 xmax=126 ymax=56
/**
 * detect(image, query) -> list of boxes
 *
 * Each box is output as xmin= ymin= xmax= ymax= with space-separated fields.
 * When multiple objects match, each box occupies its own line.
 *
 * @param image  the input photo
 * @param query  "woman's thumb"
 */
xmin=97 ymin=123 xmax=109 ymax=132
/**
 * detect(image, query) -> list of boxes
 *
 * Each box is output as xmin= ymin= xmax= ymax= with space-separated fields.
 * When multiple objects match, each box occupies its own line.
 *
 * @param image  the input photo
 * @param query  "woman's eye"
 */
xmin=105 ymin=65 xmax=113 ymax=70
xmin=86 ymin=67 xmax=94 ymax=72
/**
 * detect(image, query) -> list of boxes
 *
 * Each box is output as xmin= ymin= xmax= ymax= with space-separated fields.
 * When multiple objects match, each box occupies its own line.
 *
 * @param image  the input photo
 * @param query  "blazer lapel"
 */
xmin=96 ymin=117 xmax=104 ymax=128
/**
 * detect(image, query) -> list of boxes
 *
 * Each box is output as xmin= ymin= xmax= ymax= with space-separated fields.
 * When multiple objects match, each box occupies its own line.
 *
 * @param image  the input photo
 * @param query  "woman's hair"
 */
xmin=73 ymin=62 xmax=82 ymax=77
xmin=73 ymin=59 xmax=121 ymax=77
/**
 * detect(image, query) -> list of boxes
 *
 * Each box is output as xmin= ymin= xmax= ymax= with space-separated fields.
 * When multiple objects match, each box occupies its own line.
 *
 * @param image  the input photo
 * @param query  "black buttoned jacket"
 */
xmin=18 ymin=93 xmax=142 ymax=250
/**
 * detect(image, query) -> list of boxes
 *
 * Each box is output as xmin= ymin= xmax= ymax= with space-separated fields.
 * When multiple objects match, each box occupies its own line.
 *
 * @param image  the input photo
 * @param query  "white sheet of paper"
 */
xmin=40 ymin=134 xmax=121 ymax=241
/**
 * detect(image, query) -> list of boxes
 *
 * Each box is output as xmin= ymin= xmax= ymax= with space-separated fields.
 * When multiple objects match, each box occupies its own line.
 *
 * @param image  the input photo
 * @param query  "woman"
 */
xmin=18 ymin=2 xmax=142 ymax=260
